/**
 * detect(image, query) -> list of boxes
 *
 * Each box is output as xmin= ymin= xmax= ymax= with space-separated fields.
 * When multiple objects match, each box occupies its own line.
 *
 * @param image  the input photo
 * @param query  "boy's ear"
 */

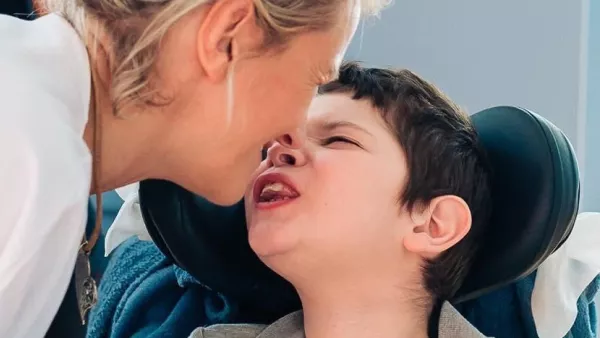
xmin=403 ymin=196 xmax=472 ymax=258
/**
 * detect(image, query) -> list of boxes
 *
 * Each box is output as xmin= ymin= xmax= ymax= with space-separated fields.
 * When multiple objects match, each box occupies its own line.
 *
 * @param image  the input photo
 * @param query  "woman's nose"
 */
xmin=267 ymin=132 xmax=307 ymax=167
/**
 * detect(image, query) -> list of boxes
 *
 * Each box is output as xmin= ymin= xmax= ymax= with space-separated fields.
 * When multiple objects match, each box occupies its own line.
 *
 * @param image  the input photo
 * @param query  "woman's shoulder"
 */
xmin=0 ymin=13 xmax=91 ymax=132
xmin=0 ymin=15 xmax=92 ymax=209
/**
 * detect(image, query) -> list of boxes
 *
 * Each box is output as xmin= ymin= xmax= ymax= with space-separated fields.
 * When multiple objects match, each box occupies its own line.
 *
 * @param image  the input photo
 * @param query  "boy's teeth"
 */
xmin=261 ymin=182 xmax=285 ymax=194
xmin=258 ymin=181 xmax=299 ymax=202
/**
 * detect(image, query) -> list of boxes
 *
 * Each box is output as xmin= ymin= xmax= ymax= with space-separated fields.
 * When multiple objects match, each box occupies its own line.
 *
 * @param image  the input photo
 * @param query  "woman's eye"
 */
xmin=322 ymin=136 xmax=358 ymax=146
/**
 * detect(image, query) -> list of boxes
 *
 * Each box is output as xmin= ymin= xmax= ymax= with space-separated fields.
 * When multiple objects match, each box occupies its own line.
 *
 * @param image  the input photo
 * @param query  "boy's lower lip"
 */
xmin=254 ymin=197 xmax=298 ymax=210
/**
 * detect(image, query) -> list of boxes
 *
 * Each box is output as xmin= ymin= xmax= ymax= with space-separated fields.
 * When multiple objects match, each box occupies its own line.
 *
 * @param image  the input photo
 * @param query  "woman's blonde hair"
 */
xmin=42 ymin=0 xmax=388 ymax=114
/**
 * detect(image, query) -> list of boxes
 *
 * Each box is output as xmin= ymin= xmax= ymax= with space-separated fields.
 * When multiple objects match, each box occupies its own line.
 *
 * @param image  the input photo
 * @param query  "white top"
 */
xmin=532 ymin=212 xmax=600 ymax=338
xmin=104 ymin=183 xmax=153 ymax=257
xmin=0 ymin=14 xmax=92 ymax=338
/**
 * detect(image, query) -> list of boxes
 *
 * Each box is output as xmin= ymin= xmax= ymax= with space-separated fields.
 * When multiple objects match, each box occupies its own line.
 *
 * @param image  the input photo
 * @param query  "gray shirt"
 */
xmin=189 ymin=302 xmax=489 ymax=338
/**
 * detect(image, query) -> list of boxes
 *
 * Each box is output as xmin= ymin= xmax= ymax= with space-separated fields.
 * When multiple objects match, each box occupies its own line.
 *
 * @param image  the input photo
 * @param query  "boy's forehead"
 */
xmin=308 ymin=94 xmax=375 ymax=125
xmin=307 ymin=94 xmax=387 ymax=132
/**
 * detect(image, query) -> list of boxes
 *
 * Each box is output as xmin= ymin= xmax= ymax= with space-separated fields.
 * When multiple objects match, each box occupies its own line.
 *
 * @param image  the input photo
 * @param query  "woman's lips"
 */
xmin=252 ymin=172 xmax=300 ymax=210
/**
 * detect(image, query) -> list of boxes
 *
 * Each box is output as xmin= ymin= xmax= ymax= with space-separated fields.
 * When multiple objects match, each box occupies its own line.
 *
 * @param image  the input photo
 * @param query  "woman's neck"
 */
xmin=298 ymin=285 xmax=429 ymax=338
xmin=83 ymin=36 xmax=170 ymax=194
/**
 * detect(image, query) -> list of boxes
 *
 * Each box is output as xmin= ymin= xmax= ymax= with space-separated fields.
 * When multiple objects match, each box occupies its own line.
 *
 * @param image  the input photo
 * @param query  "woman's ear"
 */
xmin=196 ymin=0 xmax=261 ymax=82
xmin=403 ymin=196 xmax=472 ymax=258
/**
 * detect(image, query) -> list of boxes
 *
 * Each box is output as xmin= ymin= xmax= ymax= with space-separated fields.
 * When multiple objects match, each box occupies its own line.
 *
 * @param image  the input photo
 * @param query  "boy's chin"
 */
xmin=248 ymin=227 xmax=299 ymax=261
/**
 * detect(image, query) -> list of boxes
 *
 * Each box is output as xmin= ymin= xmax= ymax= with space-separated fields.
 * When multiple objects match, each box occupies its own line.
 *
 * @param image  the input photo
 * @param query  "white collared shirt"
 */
xmin=0 ymin=13 xmax=92 ymax=338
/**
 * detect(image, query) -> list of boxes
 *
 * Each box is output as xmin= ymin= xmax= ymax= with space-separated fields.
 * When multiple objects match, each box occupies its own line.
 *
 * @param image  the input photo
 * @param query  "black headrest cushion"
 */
xmin=454 ymin=106 xmax=579 ymax=301
xmin=139 ymin=106 xmax=579 ymax=319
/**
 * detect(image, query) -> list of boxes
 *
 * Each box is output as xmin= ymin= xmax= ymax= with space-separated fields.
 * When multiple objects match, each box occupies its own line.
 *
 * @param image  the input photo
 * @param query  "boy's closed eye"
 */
xmin=320 ymin=136 xmax=362 ymax=148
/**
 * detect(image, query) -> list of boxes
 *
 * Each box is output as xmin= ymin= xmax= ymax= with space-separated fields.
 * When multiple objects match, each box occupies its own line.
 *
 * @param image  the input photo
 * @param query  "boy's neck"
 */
xmin=298 ymin=283 xmax=429 ymax=338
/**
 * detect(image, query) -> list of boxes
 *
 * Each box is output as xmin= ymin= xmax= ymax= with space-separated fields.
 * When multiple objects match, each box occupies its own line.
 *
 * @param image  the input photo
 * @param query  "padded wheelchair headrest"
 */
xmin=139 ymin=106 xmax=579 ymax=319
xmin=454 ymin=106 xmax=579 ymax=301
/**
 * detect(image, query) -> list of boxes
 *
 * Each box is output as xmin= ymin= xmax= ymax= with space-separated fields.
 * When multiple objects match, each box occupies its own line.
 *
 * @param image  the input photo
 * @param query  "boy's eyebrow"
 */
xmin=316 ymin=120 xmax=373 ymax=136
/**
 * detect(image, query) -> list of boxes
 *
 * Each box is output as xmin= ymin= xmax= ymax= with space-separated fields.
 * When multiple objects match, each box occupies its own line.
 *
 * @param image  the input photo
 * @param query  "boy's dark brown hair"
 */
xmin=318 ymin=62 xmax=492 ymax=303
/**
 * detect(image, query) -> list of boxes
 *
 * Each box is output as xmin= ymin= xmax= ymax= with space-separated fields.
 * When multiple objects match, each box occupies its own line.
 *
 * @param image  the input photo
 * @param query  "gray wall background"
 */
xmin=585 ymin=0 xmax=600 ymax=323
xmin=584 ymin=0 xmax=599 ymax=212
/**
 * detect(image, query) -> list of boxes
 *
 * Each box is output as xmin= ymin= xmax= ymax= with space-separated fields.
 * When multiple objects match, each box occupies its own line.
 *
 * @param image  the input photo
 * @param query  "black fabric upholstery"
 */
xmin=0 ymin=0 xmax=34 ymax=19
xmin=139 ymin=105 xmax=580 ymax=321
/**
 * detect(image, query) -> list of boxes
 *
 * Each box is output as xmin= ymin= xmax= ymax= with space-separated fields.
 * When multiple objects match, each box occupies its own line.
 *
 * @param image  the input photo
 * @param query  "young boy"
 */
xmin=191 ymin=62 xmax=492 ymax=337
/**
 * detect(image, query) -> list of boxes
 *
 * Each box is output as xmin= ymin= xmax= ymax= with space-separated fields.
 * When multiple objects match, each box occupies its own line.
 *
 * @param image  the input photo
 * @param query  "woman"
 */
xmin=0 ymin=0 xmax=387 ymax=336
xmin=190 ymin=63 xmax=493 ymax=337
